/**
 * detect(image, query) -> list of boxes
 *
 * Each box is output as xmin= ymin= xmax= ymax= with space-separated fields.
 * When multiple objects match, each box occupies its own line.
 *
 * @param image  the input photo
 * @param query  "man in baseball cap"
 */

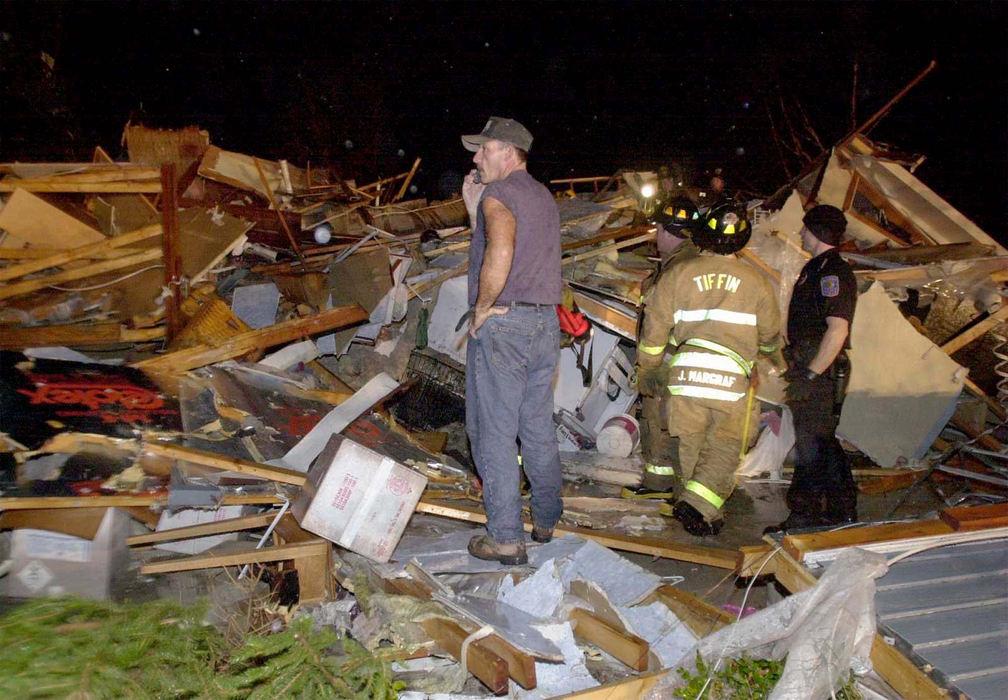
xmin=461 ymin=116 xmax=534 ymax=153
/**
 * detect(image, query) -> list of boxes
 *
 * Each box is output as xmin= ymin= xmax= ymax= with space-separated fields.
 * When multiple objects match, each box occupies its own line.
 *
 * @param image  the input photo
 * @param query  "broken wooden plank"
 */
xmin=938 ymin=503 xmax=1008 ymax=531
xmin=0 ymin=247 xmax=163 ymax=301
xmin=0 ymin=323 xmax=164 ymax=350
xmin=940 ymin=304 xmax=1008 ymax=355
xmin=0 ymin=493 xmax=283 ymax=511
xmin=140 ymin=442 xmax=307 ymax=486
xmin=782 ymin=519 xmax=953 ymax=562
xmin=127 ymin=512 xmax=278 ymax=546
xmin=415 ymin=500 xmax=737 ymax=570
xmin=569 ymin=607 xmax=649 ymax=671
xmin=561 ymin=231 xmax=655 ymax=266
xmin=0 ymin=223 xmax=162 ymax=282
xmin=651 ymin=584 xmax=734 ymax=637
xmin=130 ymin=303 xmax=368 ymax=374
xmin=556 ymin=670 xmax=668 ymax=699
xmin=570 ymin=290 xmax=638 ymax=340
xmin=418 ymin=618 xmax=509 ymax=695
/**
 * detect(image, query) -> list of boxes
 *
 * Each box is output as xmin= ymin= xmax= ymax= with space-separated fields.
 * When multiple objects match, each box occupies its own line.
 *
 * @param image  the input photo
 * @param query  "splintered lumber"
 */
xmin=782 ymin=519 xmax=953 ymax=562
xmin=393 ymin=157 xmax=422 ymax=203
xmin=939 ymin=502 xmax=1008 ymax=531
xmin=141 ymin=539 xmax=332 ymax=602
xmin=0 ymin=223 xmax=162 ymax=282
xmin=0 ymin=248 xmax=163 ymax=301
xmin=140 ymin=441 xmax=307 ymax=486
xmin=415 ymin=499 xmax=737 ymax=569
xmin=130 ymin=302 xmax=368 ymax=374
xmin=419 ymin=618 xmax=509 ymax=695
xmin=561 ymin=231 xmax=655 ymax=266
xmin=0 ymin=165 xmax=162 ymax=193
xmin=569 ymin=607 xmax=649 ymax=671
xmin=0 ymin=323 xmax=164 ymax=350
xmin=940 ymin=303 xmax=1008 ymax=355
xmin=127 ymin=512 xmax=279 ymax=546
xmin=651 ymin=584 xmax=734 ymax=636
xmin=0 ymin=494 xmax=283 ymax=511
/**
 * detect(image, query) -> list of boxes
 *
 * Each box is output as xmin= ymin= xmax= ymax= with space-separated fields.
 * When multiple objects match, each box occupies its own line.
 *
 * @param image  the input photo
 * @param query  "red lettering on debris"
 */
xmin=330 ymin=474 xmax=358 ymax=510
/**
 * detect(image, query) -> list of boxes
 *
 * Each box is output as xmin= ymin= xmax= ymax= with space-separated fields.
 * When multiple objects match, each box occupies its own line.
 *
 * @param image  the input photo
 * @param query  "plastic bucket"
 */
xmin=595 ymin=413 xmax=641 ymax=457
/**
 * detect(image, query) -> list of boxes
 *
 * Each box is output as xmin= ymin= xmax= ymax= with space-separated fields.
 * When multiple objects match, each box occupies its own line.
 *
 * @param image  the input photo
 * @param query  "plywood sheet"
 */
xmin=0 ymin=188 xmax=105 ymax=249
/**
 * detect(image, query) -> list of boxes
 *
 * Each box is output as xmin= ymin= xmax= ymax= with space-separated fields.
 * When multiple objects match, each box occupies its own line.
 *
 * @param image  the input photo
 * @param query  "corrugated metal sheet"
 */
xmin=875 ymin=539 xmax=1008 ymax=700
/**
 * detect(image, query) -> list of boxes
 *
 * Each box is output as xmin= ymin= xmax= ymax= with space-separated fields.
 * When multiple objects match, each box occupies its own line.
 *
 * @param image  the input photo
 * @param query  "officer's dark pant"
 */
xmin=787 ymin=375 xmax=857 ymax=523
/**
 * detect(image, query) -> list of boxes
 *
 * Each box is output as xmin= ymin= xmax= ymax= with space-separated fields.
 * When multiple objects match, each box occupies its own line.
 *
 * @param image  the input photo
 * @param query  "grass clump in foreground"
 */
xmin=0 ymin=597 xmax=403 ymax=699
xmin=674 ymin=652 xmax=862 ymax=699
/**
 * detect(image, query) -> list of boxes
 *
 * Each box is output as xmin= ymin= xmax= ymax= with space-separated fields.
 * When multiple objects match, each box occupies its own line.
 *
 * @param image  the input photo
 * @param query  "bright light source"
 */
xmin=640 ymin=183 xmax=656 ymax=198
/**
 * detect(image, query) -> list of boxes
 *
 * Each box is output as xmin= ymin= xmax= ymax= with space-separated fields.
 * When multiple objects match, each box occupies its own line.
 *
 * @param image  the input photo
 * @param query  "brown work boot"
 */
xmin=468 ymin=534 xmax=528 ymax=565
xmin=531 ymin=525 xmax=553 ymax=543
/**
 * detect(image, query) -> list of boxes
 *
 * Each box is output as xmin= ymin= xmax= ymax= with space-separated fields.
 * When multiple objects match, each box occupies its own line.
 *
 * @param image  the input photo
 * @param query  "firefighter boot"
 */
xmin=667 ymin=500 xmax=724 ymax=537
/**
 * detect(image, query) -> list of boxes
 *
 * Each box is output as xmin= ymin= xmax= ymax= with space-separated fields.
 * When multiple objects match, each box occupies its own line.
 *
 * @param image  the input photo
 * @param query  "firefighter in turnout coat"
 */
xmin=636 ymin=202 xmax=780 ymax=535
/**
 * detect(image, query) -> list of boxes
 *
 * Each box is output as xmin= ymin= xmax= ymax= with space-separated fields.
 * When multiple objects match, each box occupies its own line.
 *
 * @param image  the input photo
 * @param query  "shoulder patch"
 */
xmin=820 ymin=275 xmax=840 ymax=297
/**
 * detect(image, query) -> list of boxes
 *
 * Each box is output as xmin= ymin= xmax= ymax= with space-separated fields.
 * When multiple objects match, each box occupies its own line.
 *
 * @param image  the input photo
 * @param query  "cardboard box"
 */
xmin=154 ymin=505 xmax=253 ymax=555
xmin=292 ymin=436 xmax=426 ymax=563
xmin=1 ymin=507 xmax=130 ymax=600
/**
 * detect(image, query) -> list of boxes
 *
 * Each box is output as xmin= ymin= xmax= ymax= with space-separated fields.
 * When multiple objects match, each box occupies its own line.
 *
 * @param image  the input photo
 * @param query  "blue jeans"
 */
xmin=466 ymin=305 xmax=562 ymax=544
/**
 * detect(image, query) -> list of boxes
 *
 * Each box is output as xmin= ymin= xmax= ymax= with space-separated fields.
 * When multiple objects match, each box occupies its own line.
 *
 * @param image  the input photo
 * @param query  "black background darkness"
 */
xmin=1 ymin=1 xmax=1005 ymax=243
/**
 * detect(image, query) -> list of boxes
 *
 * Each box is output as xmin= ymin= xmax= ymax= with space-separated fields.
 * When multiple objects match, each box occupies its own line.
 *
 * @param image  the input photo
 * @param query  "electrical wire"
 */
xmin=886 ymin=530 xmax=1008 ymax=567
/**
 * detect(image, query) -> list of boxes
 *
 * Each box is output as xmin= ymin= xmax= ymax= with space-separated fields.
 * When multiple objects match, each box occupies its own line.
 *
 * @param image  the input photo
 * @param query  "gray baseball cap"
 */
xmin=461 ymin=116 xmax=533 ymax=152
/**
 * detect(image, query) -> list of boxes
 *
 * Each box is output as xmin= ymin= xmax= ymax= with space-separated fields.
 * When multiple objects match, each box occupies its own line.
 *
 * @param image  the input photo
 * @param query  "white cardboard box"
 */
xmin=292 ymin=436 xmax=427 ymax=563
xmin=2 ymin=507 xmax=130 ymax=600
xmin=154 ymin=505 xmax=253 ymax=555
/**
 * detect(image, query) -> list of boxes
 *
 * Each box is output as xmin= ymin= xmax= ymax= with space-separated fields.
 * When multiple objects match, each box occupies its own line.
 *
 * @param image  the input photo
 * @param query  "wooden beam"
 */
xmin=569 ymin=607 xmax=650 ymax=671
xmin=652 ymin=584 xmax=734 ymax=637
xmin=782 ymin=519 xmax=953 ymax=562
xmin=0 ymin=223 xmax=162 ymax=282
xmin=161 ymin=163 xmax=184 ymax=339
xmin=141 ymin=441 xmax=307 ymax=486
xmin=939 ymin=304 xmax=1008 ymax=355
xmin=0 ymin=493 xmax=283 ymax=511
xmin=939 ymin=503 xmax=1008 ymax=531
xmin=393 ymin=157 xmax=422 ymax=203
xmin=127 ymin=512 xmax=278 ymax=546
xmin=735 ymin=544 xmax=780 ymax=578
xmin=418 ymin=618 xmax=509 ymax=695
xmin=415 ymin=499 xmax=738 ymax=570
xmin=130 ymin=303 xmax=368 ymax=373
xmin=556 ymin=670 xmax=668 ymax=699
xmin=0 ymin=179 xmax=162 ymax=193
xmin=740 ymin=247 xmax=782 ymax=283
xmin=140 ymin=540 xmax=325 ymax=573
xmin=0 ymin=248 xmax=162 ymax=301
xmin=570 ymin=290 xmax=638 ymax=339
xmin=0 ymin=323 xmax=164 ymax=350
xmin=253 ymin=156 xmax=304 ymax=261
xmin=562 ymin=231 xmax=655 ymax=266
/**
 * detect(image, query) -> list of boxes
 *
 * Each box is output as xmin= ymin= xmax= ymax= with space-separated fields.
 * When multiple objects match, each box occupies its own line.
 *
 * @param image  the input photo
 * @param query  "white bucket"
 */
xmin=595 ymin=413 xmax=641 ymax=457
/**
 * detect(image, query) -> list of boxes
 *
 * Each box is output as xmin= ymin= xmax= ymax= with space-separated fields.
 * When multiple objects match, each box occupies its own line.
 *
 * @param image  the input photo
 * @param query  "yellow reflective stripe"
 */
xmin=673 ymin=308 xmax=757 ymax=326
xmin=683 ymin=338 xmax=752 ymax=375
xmin=670 ymin=351 xmax=744 ymax=374
xmin=668 ymin=385 xmax=746 ymax=401
xmin=759 ymin=343 xmax=777 ymax=353
xmin=645 ymin=463 xmax=678 ymax=476
xmin=638 ymin=343 xmax=666 ymax=356
xmin=686 ymin=480 xmax=725 ymax=509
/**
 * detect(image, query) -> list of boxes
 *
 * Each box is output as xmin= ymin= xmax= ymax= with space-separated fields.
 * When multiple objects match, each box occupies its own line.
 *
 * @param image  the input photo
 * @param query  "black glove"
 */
xmin=636 ymin=364 xmax=669 ymax=397
xmin=785 ymin=369 xmax=819 ymax=403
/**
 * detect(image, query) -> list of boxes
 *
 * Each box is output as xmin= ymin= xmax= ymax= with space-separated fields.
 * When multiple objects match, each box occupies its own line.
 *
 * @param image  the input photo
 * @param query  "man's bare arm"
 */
xmin=470 ymin=196 xmax=515 ymax=336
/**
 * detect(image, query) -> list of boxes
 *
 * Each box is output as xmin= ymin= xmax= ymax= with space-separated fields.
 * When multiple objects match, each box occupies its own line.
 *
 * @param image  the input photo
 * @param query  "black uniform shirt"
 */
xmin=786 ymin=248 xmax=857 ymax=360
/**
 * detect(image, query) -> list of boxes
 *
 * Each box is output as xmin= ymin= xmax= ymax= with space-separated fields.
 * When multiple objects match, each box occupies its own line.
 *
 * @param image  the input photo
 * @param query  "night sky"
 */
xmin=1 ymin=1 xmax=1005 ymax=241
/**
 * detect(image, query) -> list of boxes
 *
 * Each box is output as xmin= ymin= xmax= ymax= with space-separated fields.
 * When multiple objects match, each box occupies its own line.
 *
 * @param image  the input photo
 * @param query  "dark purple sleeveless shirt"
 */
xmin=467 ymin=169 xmax=562 ymax=306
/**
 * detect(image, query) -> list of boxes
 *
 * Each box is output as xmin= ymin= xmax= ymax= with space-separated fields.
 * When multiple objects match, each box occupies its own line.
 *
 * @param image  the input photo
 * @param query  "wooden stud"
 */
xmin=0 ymin=248 xmax=162 ymax=301
xmin=414 ymin=500 xmax=738 ymax=570
xmin=569 ymin=607 xmax=650 ymax=671
xmin=652 ymin=584 xmax=735 ymax=637
xmin=0 ymin=494 xmax=283 ymax=511
xmin=393 ymin=157 xmax=422 ymax=203
xmin=253 ymin=156 xmax=304 ymax=261
xmin=0 ymin=323 xmax=164 ymax=350
xmin=127 ymin=512 xmax=279 ymax=546
xmin=130 ymin=302 xmax=368 ymax=374
xmin=939 ymin=502 xmax=1008 ymax=531
xmin=141 ymin=441 xmax=308 ymax=486
xmin=161 ymin=163 xmax=184 ymax=340
xmin=939 ymin=304 xmax=1008 ymax=355
xmin=419 ymin=618 xmax=509 ymax=695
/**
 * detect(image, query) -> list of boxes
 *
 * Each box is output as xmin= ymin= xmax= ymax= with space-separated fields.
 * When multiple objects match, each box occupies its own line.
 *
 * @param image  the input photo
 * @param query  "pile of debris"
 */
xmin=0 ymin=123 xmax=1006 ymax=698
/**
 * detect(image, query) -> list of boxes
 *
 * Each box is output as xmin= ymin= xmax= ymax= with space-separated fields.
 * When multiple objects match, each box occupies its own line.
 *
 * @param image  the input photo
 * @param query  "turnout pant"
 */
xmin=667 ymin=393 xmax=747 ymax=521
xmin=639 ymin=395 xmax=680 ymax=491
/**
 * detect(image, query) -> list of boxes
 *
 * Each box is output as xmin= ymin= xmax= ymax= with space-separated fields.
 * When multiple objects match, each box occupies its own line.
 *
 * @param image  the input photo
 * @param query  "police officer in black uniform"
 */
xmin=769 ymin=204 xmax=858 ymax=532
